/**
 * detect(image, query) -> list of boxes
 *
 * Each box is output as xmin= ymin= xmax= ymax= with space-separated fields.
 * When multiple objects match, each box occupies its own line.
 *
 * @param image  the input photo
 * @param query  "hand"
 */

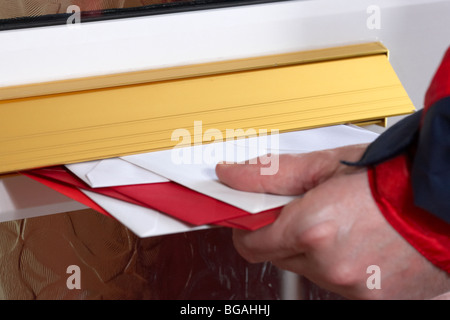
xmin=216 ymin=144 xmax=450 ymax=299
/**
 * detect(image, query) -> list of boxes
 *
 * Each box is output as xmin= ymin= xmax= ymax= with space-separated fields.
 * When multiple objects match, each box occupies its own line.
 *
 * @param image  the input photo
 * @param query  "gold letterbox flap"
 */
xmin=0 ymin=42 xmax=415 ymax=174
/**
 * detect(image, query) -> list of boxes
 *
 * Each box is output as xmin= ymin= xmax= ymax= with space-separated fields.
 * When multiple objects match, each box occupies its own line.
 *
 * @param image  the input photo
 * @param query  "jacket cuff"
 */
xmin=368 ymin=154 xmax=450 ymax=273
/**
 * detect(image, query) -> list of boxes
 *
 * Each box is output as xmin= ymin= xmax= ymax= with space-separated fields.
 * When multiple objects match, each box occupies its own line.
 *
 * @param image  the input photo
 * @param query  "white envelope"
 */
xmin=122 ymin=143 xmax=296 ymax=213
xmin=65 ymin=160 xmax=100 ymax=186
xmin=80 ymin=189 xmax=211 ymax=237
xmin=63 ymin=125 xmax=377 ymax=238
xmin=66 ymin=158 xmax=168 ymax=188
xmin=121 ymin=125 xmax=378 ymax=213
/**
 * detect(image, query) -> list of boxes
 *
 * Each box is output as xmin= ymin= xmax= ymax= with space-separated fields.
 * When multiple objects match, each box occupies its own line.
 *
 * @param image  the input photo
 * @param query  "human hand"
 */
xmin=216 ymin=144 xmax=450 ymax=299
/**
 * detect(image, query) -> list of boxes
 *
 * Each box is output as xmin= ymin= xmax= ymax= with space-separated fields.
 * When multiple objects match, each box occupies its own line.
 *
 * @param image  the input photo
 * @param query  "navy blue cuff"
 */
xmin=341 ymin=109 xmax=422 ymax=167
xmin=342 ymin=97 xmax=450 ymax=224
xmin=412 ymin=96 xmax=450 ymax=223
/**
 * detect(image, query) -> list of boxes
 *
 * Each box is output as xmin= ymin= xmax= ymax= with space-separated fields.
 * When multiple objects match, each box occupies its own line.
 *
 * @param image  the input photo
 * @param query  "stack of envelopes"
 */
xmin=22 ymin=125 xmax=378 ymax=238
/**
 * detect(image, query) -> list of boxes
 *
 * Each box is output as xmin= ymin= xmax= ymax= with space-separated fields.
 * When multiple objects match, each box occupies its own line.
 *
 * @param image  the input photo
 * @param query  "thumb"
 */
xmin=215 ymin=144 xmax=368 ymax=195
xmin=215 ymin=151 xmax=334 ymax=195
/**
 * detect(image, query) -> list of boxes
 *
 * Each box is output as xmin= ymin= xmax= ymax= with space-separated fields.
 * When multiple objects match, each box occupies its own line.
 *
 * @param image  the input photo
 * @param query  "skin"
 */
xmin=215 ymin=144 xmax=450 ymax=300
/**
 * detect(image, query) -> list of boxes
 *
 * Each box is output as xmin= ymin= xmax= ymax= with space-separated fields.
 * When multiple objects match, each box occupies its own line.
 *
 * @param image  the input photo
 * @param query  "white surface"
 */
xmin=0 ymin=174 xmax=87 ymax=223
xmin=1 ymin=0 xmax=449 ymax=112
xmin=122 ymin=125 xmax=378 ymax=213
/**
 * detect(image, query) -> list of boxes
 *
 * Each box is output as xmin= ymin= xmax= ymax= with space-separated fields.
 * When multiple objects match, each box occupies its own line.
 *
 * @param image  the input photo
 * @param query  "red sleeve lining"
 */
xmin=368 ymin=155 xmax=450 ymax=273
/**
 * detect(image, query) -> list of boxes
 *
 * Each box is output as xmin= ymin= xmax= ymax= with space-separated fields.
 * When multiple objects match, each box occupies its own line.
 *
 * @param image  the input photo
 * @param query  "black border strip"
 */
xmin=0 ymin=0 xmax=288 ymax=31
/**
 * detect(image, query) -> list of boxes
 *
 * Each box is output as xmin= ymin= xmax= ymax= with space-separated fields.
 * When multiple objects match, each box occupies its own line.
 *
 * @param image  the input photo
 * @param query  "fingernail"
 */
xmin=217 ymin=161 xmax=237 ymax=165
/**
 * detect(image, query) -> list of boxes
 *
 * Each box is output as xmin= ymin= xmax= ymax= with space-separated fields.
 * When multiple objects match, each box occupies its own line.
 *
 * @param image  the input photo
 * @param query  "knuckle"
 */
xmin=326 ymin=262 xmax=358 ymax=286
xmin=295 ymin=221 xmax=336 ymax=251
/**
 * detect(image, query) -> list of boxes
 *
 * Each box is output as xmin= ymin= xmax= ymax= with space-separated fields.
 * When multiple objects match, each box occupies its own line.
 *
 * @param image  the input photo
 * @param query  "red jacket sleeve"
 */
xmin=367 ymin=47 xmax=450 ymax=273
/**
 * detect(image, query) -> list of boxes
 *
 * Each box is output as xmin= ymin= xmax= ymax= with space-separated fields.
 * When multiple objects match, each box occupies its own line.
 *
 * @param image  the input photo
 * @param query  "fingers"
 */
xmin=232 ymin=226 xmax=295 ymax=264
xmin=231 ymin=197 xmax=303 ymax=263
xmin=216 ymin=151 xmax=336 ymax=195
xmin=216 ymin=144 xmax=368 ymax=196
xmin=232 ymin=193 xmax=332 ymax=263
xmin=231 ymin=173 xmax=346 ymax=268
xmin=270 ymin=254 xmax=307 ymax=276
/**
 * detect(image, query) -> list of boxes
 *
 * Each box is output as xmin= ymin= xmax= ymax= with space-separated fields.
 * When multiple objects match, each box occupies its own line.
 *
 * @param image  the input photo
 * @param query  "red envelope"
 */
xmin=22 ymin=166 xmax=280 ymax=230
xmin=22 ymin=171 xmax=111 ymax=217
xmin=221 ymin=210 xmax=279 ymax=230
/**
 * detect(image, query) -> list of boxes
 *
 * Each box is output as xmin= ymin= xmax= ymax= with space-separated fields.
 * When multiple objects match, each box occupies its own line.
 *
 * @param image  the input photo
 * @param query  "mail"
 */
xmin=24 ymin=125 xmax=378 ymax=238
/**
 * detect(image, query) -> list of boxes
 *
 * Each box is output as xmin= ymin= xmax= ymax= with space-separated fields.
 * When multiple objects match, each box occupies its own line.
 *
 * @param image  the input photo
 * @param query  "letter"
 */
xmin=224 ymin=129 xmax=236 ymax=164
xmin=199 ymin=307 xmax=209 ymax=315
xmin=171 ymin=128 xmax=191 ymax=164
xmin=240 ymin=305 xmax=248 ymax=315
xmin=66 ymin=265 xmax=81 ymax=289
xmin=249 ymin=305 xmax=258 ymax=314
xmin=246 ymin=132 xmax=259 ymax=163
xmin=225 ymin=305 xmax=232 ymax=315
xmin=366 ymin=5 xmax=381 ymax=30
xmin=366 ymin=265 xmax=381 ymax=289
xmin=258 ymin=305 xmax=270 ymax=317
xmin=252 ymin=129 xmax=269 ymax=165
xmin=227 ymin=128 xmax=258 ymax=140
xmin=233 ymin=305 xmax=242 ymax=315
xmin=259 ymin=129 xmax=279 ymax=176
xmin=203 ymin=128 xmax=223 ymax=165
xmin=225 ymin=128 xmax=258 ymax=163
xmin=207 ymin=307 xmax=214 ymax=318
xmin=193 ymin=120 xmax=203 ymax=164
xmin=189 ymin=305 xmax=196 ymax=314
xmin=203 ymin=128 xmax=223 ymax=143
xmin=66 ymin=5 xmax=81 ymax=28
xmin=180 ymin=307 xmax=187 ymax=315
